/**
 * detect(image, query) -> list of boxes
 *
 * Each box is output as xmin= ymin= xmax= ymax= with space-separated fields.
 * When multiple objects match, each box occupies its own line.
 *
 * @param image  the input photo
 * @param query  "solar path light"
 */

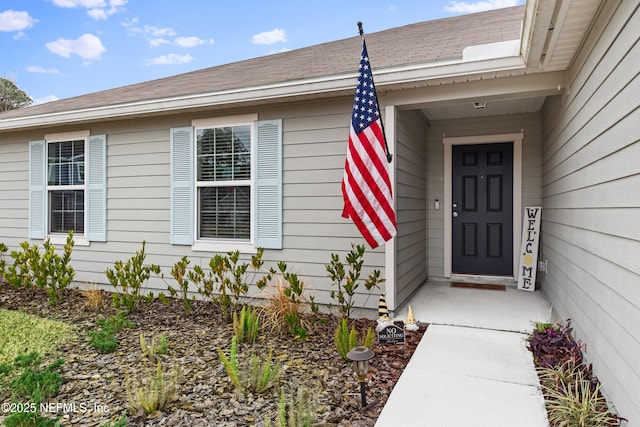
xmin=346 ymin=345 xmax=375 ymax=407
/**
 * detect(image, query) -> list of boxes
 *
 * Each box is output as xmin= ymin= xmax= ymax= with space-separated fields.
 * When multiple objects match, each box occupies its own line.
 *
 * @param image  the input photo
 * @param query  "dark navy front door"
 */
xmin=452 ymin=143 xmax=513 ymax=275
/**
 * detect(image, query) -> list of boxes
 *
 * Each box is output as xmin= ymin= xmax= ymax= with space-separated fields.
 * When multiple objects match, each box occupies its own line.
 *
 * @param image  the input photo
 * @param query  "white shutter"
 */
xmin=86 ymin=134 xmax=107 ymax=242
xmin=29 ymin=140 xmax=47 ymax=239
xmin=255 ymin=119 xmax=282 ymax=249
xmin=170 ymin=127 xmax=194 ymax=245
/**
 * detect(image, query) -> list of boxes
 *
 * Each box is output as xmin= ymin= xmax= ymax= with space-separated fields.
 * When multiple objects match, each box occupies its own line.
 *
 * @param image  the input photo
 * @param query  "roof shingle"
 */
xmin=0 ymin=6 xmax=524 ymax=120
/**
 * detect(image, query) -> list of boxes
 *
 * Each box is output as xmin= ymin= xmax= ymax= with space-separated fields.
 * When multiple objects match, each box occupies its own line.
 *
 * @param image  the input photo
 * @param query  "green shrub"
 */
xmin=538 ymin=359 xmax=621 ymax=426
xmin=167 ymin=256 xmax=195 ymax=314
xmin=126 ymin=360 xmax=178 ymax=415
xmin=269 ymin=385 xmax=314 ymax=427
xmin=0 ymin=352 xmax=65 ymax=427
xmin=217 ymin=336 xmax=242 ymax=392
xmin=248 ymin=346 xmax=280 ymax=394
xmin=88 ymin=311 xmax=135 ymax=353
xmin=217 ymin=336 xmax=281 ymax=395
xmin=233 ymin=305 xmax=259 ymax=344
xmin=334 ymin=317 xmax=375 ymax=360
xmin=326 ymin=243 xmax=383 ymax=318
xmin=105 ymin=241 xmax=161 ymax=311
xmin=140 ymin=333 xmax=168 ymax=360
xmin=3 ymin=232 xmax=75 ymax=304
xmin=189 ymin=249 xmax=265 ymax=318
xmin=0 ymin=242 xmax=7 ymax=285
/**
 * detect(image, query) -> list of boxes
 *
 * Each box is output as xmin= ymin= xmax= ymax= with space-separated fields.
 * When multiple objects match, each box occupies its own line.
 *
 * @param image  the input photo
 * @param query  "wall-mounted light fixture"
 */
xmin=473 ymin=101 xmax=487 ymax=110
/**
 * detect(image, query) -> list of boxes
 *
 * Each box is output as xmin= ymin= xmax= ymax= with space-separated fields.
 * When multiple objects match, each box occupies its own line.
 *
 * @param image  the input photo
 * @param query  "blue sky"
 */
xmin=1 ymin=0 xmax=522 ymax=105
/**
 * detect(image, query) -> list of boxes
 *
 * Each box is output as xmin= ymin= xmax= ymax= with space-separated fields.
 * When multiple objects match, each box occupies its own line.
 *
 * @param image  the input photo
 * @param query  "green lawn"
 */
xmin=0 ymin=309 xmax=76 ymax=365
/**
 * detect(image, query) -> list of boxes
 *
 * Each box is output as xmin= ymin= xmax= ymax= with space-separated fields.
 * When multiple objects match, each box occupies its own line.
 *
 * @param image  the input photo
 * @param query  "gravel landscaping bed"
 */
xmin=0 ymin=286 xmax=425 ymax=426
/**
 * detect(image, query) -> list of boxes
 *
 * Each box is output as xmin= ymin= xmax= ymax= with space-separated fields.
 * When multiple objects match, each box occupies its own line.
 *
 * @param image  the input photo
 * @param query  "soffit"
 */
xmin=539 ymin=0 xmax=601 ymax=70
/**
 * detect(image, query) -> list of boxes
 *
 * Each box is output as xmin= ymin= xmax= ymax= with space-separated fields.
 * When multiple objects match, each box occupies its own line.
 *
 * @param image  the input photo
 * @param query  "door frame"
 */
xmin=443 ymin=132 xmax=523 ymax=279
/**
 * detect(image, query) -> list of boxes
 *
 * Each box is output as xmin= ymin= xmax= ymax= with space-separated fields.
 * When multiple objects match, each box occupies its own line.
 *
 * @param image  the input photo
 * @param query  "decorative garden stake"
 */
xmin=376 ymin=293 xmax=393 ymax=332
xmin=347 ymin=346 xmax=375 ymax=407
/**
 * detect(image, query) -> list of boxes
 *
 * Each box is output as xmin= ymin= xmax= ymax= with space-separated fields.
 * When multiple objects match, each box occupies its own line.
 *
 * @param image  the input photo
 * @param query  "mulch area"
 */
xmin=0 ymin=286 xmax=425 ymax=426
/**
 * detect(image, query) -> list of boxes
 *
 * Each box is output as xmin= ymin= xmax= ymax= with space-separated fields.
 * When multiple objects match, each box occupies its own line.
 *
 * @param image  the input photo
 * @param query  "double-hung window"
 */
xmin=170 ymin=115 xmax=282 ymax=251
xmin=47 ymin=139 xmax=85 ymax=234
xmin=197 ymin=125 xmax=251 ymax=240
xmin=29 ymin=132 xmax=107 ymax=244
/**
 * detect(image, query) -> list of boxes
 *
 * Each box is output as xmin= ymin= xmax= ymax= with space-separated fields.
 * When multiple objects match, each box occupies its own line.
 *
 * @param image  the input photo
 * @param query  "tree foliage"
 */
xmin=0 ymin=77 xmax=32 ymax=112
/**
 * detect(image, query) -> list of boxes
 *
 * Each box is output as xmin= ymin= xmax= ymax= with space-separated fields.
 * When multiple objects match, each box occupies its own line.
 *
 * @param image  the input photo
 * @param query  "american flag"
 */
xmin=342 ymin=39 xmax=397 ymax=249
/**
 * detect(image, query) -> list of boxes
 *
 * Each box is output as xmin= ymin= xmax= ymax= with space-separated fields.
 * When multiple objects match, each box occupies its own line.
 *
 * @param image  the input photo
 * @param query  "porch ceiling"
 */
xmin=421 ymin=96 xmax=546 ymax=121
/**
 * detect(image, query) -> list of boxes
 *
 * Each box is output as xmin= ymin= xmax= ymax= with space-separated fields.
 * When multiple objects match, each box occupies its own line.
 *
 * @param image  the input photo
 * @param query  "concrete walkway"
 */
xmin=375 ymin=281 xmax=552 ymax=427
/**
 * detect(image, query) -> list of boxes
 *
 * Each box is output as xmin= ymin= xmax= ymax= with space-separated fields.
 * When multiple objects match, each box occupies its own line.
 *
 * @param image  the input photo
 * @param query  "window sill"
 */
xmin=191 ymin=240 xmax=255 ymax=254
xmin=48 ymin=235 xmax=90 ymax=247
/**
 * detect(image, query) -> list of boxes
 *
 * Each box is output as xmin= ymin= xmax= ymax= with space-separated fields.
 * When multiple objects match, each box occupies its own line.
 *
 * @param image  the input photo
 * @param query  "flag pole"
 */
xmin=357 ymin=21 xmax=393 ymax=163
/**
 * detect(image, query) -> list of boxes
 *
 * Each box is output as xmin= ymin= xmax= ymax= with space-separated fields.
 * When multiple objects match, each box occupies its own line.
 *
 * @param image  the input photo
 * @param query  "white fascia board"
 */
xmin=0 ymin=53 xmax=525 ymax=131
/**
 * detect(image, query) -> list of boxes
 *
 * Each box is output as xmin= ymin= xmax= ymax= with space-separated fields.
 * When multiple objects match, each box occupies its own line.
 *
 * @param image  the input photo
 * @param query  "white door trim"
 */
xmin=443 ymin=132 xmax=523 ymax=279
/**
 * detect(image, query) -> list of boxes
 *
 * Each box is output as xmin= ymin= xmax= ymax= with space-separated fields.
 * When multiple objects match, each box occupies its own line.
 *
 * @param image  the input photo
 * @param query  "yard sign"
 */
xmin=518 ymin=207 xmax=541 ymax=291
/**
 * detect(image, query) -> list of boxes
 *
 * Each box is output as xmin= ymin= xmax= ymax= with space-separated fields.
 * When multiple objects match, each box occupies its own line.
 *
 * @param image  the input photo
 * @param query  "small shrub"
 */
xmin=334 ymin=317 xmax=375 ymax=360
xmin=105 ymin=241 xmax=161 ymax=311
xmin=538 ymin=359 xmax=622 ymax=426
xmin=3 ymin=231 xmax=75 ymax=304
xmin=190 ymin=249 xmax=265 ymax=318
xmin=168 ymin=256 xmax=195 ymax=314
xmin=326 ymin=243 xmax=384 ymax=318
xmin=527 ymin=320 xmax=583 ymax=368
xmin=89 ymin=311 xmax=134 ymax=353
xmin=126 ymin=360 xmax=178 ymax=415
xmin=233 ymin=305 xmax=259 ymax=344
xmin=248 ymin=346 xmax=280 ymax=394
xmin=0 ymin=242 xmax=7 ymax=285
xmin=140 ymin=333 xmax=168 ymax=360
xmin=217 ymin=336 xmax=281 ymax=395
xmin=0 ymin=352 xmax=65 ymax=427
xmin=269 ymin=384 xmax=315 ymax=427
xmin=217 ymin=336 xmax=242 ymax=392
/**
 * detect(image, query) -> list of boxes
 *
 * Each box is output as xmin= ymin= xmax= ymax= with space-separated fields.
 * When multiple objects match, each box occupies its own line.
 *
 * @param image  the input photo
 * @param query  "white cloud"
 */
xmin=0 ymin=10 xmax=38 ymax=32
xmin=146 ymin=53 xmax=194 ymax=65
xmin=26 ymin=65 xmax=61 ymax=75
xmin=444 ymin=0 xmax=521 ymax=13
xmin=52 ymin=0 xmax=127 ymax=20
xmin=33 ymin=95 xmax=59 ymax=105
xmin=268 ymin=47 xmax=291 ymax=55
xmin=46 ymin=34 xmax=106 ymax=60
xmin=52 ymin=0 xmax=105 ymax=7
xmin=149 ymin=38 xmax=170 ymax=47
xmin=174 ymin=36 xmax=207 ymax=48
xmin=252 ymin=28 xmax=287 ymax=45
xmin=87 ymin=8 xmax=108 ymax=20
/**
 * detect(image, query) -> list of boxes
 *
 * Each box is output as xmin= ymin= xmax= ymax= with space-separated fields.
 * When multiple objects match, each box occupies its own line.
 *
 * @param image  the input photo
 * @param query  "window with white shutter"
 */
xmin=170 ymin=117 xmax=282 ymax=250
xmin=29 ymin=132 xmax=106 ymax=244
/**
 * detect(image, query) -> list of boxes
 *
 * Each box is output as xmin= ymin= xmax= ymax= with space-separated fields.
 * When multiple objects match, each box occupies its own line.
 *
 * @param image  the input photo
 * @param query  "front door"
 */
xmin=452 ymin=143 xmax=513 ymax=275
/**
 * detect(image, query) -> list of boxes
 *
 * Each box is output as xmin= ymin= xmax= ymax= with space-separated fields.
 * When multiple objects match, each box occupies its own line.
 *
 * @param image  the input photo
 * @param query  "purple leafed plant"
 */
xmin=527 ymin=319 xmax=584 ymax=368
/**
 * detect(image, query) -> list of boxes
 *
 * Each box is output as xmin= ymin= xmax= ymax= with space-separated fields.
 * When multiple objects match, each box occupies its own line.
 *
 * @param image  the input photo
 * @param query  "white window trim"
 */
xmin=44 ymin=130 xmax=90 ymax=246
xmin=191 ymin=114 xmax=257 ymax=253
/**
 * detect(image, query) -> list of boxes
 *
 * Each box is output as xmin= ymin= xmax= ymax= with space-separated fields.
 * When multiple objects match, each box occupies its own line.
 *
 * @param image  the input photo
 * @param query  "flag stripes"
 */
xmin=341 ymin=39 xmax=397 ymax=249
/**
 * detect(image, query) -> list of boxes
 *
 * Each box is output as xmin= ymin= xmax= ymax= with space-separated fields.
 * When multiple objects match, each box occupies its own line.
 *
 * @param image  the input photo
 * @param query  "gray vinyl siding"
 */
xmin=0 ymin=138 xmax=29 ymax=242
xmin=427 ymin=113 xmax=542 ymax=278
xmin=540 ymin=1 xmax=640 ymax=423
xmin=395 ymin=109 xmax=428 ymax=305
xmin=0 ymin=98 xmax=386 ymax=310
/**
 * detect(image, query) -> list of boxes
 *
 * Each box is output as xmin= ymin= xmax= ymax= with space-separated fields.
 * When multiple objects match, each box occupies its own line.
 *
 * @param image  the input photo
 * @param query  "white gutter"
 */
xmin=0 ymin=44 xmax=526 ymax=131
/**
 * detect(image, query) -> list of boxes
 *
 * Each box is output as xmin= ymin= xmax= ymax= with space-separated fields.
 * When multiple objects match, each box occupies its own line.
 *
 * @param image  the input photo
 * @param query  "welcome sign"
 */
xmin=518 ymin=207 xmax=541 ymax=291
